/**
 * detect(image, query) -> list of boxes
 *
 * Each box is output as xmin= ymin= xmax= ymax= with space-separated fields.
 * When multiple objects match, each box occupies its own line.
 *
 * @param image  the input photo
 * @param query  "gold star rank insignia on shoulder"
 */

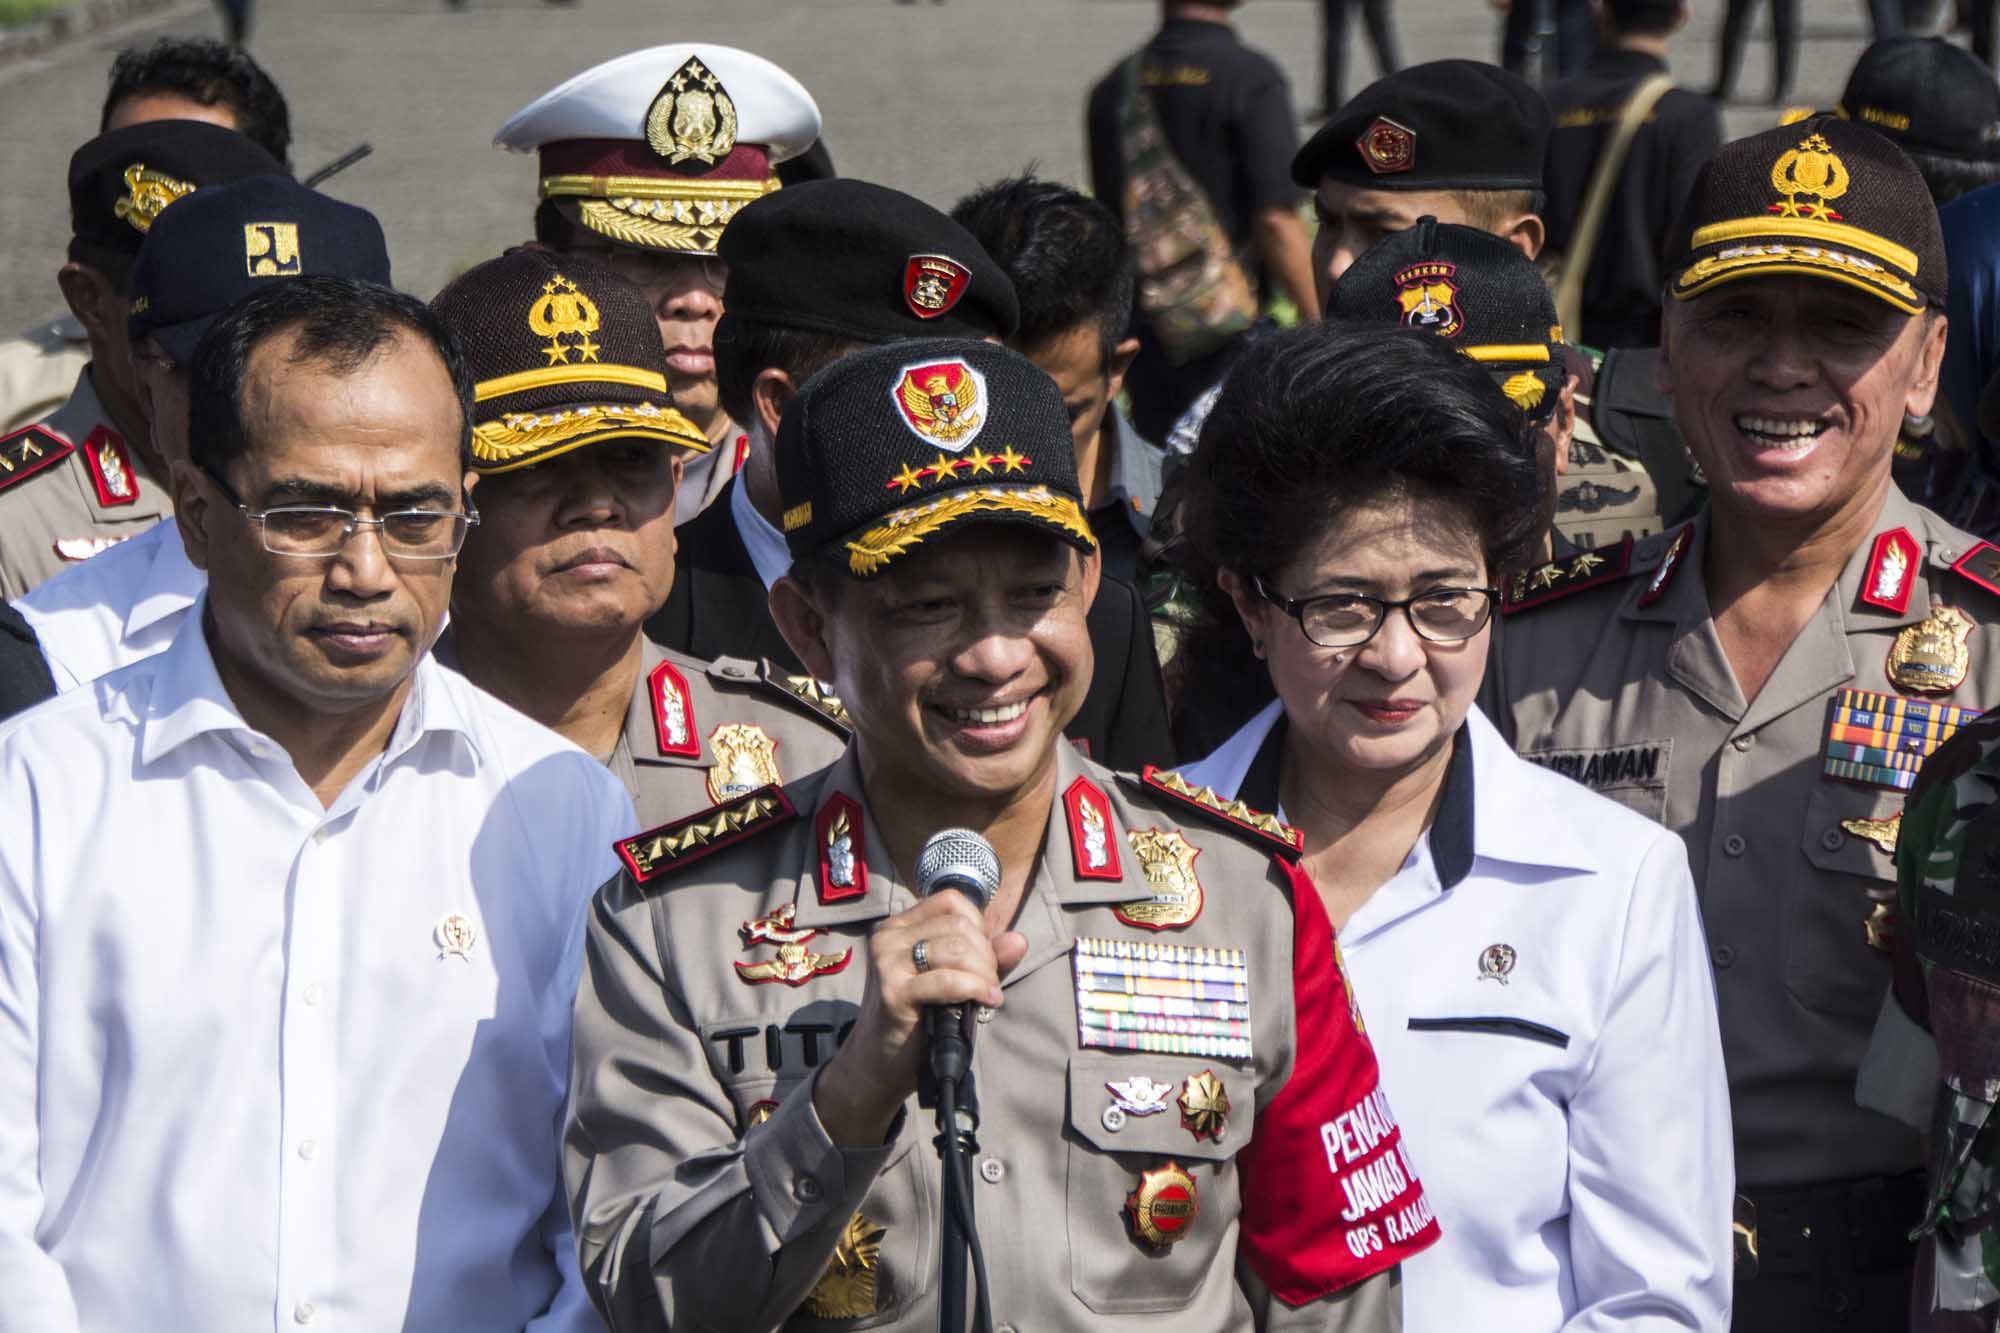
xmin=1128 ymin=766 xmax=1302 ymax=855
xmin=615 ymin=786 xmax=797 ymax=883
xmin=1501 ymin=538 xmax=1635 ymax=614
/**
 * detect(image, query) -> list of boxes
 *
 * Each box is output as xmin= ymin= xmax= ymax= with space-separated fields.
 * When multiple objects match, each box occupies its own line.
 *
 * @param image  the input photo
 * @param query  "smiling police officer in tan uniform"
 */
xmin=429 ymin=249 xmax=847 ymax=827
xmin=1482 ymin=117 xmax=2000 ymax=1330
xmin=565 ymin=338 xmax=1437 ymax=1330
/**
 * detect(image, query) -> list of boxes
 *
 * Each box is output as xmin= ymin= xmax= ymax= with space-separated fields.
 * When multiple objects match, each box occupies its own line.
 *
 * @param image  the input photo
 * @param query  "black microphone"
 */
xmin=914 ymin=828 xmax=1001 ymax=1086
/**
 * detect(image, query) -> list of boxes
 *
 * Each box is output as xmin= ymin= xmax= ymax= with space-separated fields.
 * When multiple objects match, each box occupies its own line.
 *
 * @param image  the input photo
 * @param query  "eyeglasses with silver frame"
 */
xmin=199 ymin=463 xmax=478 ymax=560
xmin=1253 ymin=576 xmax=1499 ymax=650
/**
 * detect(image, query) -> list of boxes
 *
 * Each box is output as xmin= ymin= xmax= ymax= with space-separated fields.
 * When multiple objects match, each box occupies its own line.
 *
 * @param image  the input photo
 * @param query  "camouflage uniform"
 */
xmin=1888 ymin=708 xmax=2000 ymax=1328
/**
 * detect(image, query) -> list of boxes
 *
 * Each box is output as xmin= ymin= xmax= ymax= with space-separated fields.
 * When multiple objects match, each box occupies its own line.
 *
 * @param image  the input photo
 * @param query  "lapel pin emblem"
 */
xmin=1478 ymin=943 xmax=1516 ymax=984
xmin=435 ymin=912 xmax=477 ymax=962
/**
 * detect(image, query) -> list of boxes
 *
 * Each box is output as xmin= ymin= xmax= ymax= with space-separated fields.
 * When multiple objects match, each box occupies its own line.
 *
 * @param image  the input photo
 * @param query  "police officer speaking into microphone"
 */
xmin=564 ymin=338 xmax=1435 ymax=1330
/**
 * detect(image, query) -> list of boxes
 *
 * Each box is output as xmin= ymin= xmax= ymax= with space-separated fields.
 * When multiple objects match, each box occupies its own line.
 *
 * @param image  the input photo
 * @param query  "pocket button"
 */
xmin=1723 ymin=834 xmax=1747 ymax=857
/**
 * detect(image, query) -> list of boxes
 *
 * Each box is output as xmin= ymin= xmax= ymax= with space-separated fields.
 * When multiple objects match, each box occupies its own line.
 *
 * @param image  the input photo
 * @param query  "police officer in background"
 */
xmin=1294 ymin=62 xmax=1551 ymax=309
xmin=0 ymin=36 xmax=292 ymax=435
xmin=1483 ymin=117 xmax=2000 ymax=1329
xmin=16 ymin=176 xmax=391 ymax=693
xmin=565 ymin=337 xmax=1431 ymax=1330
xmin=658 ymin=177 xmax=1178 ymax=772
xmin=0 ymin=121 xmax=282 ymax=600
xmin=495 ymin=43 xmax=822 ymax=522
xmin=1541 ymin=0 xmax=1722 ymax=352
xmin=429 ymin=249 xmax=847 ymax=827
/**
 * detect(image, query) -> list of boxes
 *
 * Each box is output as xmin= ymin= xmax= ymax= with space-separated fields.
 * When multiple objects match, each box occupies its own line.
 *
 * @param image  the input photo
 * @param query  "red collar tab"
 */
xmin=649 ymin=659 xmax=703 ymax=758
xmin=1637 ymin=525 xmax=1694 ymax=608
xmin=616 ymin=785 xmax=796 ymax=884
xmin=0 ymin=424 xmax=75 ymax=494
xmin=82 ymin=426 xmax=138 ymax=507
xmin=1129 ymin=765 xmax=1303 ymax=856
xmin=1064 ymin=776 xmax=1123 ymax=881
xmin=1951 ymin=541 xmax=2000 ymax=598
xmin=1858 ymin=527 xmax=1920 ymax=614
xmin=816 ymin=792 xmax=868 ymax=905
xmin=1500 ymin=538 xmax=1634 ymax=616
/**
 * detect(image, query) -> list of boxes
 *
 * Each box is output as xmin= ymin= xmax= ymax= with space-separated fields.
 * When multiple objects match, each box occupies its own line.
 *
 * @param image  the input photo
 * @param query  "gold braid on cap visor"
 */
xmin=843 ymin=485 xmax=1097 ymax=577
xmin=540 ymin=174 xmax=780 ymax=255
xmin=1672 ymin=215 xmax=1924 ymax=313
xmin=469 ymin=364 xmax=708 ymax=469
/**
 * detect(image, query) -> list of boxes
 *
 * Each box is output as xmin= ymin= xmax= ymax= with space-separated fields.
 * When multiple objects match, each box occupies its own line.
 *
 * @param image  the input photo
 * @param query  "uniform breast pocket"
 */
xmin=716 ymin=1072 xmax=934 ymax=1332
xmin=1788 ymin=783 xmax=1902 ymax=1019
xmin=1064 ymin=1052 xmax=1243 ymax=1315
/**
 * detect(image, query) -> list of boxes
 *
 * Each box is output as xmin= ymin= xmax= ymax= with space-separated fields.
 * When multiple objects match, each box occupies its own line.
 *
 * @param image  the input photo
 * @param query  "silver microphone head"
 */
xmin=915 ymin=828 xmax=1001 ymax=908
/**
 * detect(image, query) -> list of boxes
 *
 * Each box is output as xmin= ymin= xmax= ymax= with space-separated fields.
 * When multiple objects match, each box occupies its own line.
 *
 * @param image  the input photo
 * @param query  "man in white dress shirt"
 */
xmin=0 ymin=276 xmax=630 ymax=1330
xmin=14 ymin=175 xmax=393 ymax=697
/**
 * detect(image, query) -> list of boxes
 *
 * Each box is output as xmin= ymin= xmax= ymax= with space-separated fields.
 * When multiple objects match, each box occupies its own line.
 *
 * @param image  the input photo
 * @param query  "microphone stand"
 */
xmin=921 ymin=1008 xmax=985 ymax=1333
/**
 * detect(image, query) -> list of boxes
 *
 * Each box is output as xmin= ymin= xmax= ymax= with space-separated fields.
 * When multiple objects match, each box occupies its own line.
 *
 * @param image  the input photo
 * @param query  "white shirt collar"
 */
xmin=126 ymin=520 xmax=205 ymax=637
xmin=730 ymin=472 xmax=793 ymax=590
xmin=137 ymin=602 xmax=480 ymax=772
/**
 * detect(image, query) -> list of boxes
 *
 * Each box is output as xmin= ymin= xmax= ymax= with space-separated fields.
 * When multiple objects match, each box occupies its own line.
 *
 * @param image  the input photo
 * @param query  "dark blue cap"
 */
xmin=129 ymin=176 xmax=392 ymax=364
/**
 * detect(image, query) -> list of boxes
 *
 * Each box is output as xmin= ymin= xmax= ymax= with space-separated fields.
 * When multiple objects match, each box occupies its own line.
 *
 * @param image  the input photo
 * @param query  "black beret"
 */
xmin=130 ymin=176 xmax=392 ymax=365
xmin=1666 ymin=115 xmax=1947 ymax=315
xmin=432 ymin=249 xmax=707 ymax=473
xmin=776 ymin=338 xmax=1094 ymax=577
xmin=1292 ymin=60 xmax=1550 ymax=192
xmin=1329 ymin=217 xmax=1565 ymax=418
xmin=717 ymin=179 xmax=1019 ymax=343
xmin=67 ymin=120 xmax=288 ymax=288
xmin=1839 ymin=36 xmax=2000 ymax=162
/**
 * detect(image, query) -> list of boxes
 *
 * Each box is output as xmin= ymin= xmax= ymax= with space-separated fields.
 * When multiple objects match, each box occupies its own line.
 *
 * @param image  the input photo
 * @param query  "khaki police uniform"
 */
xmin=0 ymin=316 xmax=89 ymax=435
xmin=566 ymin=744 xmax=1423 ymax=1331
xmin=1483 ymin=485 xmax=2000 ymax=1188
xmin=612 ymin=639 xmax=849 ymax=827
xmin=0 ymin=369 xmax=167 ymax=600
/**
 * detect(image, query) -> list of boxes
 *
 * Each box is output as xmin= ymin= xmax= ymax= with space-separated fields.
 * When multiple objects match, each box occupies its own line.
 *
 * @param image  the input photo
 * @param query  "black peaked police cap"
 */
xmin=68 ymin=120 xmax=289 ymax=287
xmin=1329 ymin=217 xmax=1566 ymax=419
xmin=1839 ymin=36 xmax=2000 ymax=162
xmin=1293 ymin=60 xmax=1550 ymax=192
xmin=776 ymin=338 xmax=1095 ymax=578
xmin=1666 ymin=114 xmax=1947 ymax=315
xmin=717 ymin=179 xmax=1019 ymax=343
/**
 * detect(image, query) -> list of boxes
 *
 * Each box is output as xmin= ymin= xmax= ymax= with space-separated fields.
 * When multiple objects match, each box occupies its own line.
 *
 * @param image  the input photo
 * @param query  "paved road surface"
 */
xmin=0 ymin=0 xmax=1941 ymax=328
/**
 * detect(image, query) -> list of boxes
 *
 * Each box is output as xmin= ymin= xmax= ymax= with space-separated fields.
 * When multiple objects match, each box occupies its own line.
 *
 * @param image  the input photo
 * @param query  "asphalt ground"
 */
xmin=0 ymin=0 xmax=1953 ymax=329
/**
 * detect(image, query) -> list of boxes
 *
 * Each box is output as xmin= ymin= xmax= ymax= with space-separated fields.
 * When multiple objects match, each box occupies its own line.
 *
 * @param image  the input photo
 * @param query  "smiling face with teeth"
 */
xmin=1659 ymin=278 xmax=1946 ymax=525
xmin=772 ymin=525 xmax=1101 ymax=816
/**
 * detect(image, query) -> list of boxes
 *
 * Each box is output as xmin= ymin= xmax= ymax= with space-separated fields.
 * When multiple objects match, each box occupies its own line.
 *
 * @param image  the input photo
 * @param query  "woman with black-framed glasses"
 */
xmin=1174 ymin=324 xmax=1734 ymax=1329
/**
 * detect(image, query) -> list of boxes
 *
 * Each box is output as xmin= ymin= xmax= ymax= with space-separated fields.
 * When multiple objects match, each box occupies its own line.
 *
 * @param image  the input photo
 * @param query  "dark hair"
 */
xmin=949 ymin=175 xmax=1135 ymax=364
xmin=102 ymin=37 xmax=292 ymax=166
xmin=1905 ymin=148 xmax=2000 ymax=207
xmin=1604 ymin=0 xmax=1681 ymax=35
xmin=1171 ymin=323 xmax=1542 ymax=745
xmin=188 ymin=276 xmax=472 ymax=475
xmin=713 ymin=316 xmax=864 ymax=431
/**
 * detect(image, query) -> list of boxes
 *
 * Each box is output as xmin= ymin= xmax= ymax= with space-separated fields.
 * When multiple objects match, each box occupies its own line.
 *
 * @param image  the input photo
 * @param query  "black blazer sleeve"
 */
xmin=1072 ymin=573 xmax=1175 ymax=772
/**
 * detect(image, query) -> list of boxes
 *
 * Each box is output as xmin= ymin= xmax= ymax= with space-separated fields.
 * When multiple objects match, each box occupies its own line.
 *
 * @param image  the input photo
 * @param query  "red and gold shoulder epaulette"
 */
xmin=615 ymin=785 xmax=798 ymax=884
xmin=1951 ymin=542 xmax=2000 ymax=599
xmin=1123 ymin=765 xmax=1303 ymax=856
xmin=0 ymin=424 xmax=74 ymax=494
xmin=1500 ymin=538 xmax=1634 ymax=616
